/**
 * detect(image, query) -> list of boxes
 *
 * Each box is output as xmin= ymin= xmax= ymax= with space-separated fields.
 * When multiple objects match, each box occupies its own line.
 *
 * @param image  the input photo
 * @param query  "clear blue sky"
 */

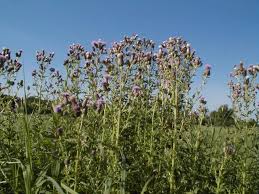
xmin=1 ymin=0 xmax=259 ymax=110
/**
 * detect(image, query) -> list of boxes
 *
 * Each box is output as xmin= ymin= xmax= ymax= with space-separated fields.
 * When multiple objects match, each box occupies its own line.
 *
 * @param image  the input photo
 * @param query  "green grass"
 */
xmin=1 ymin=110 xmax=259 ymax=193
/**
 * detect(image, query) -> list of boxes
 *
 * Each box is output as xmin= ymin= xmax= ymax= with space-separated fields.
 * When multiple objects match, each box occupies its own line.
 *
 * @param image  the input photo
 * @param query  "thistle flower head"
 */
xmin=199 ymin=96 xmax=207 ymax=104
xmin=53 ymin=104 xmax=62 ymax=113
xmin=49 ymin=67 xmax=55 ymax=72
xmin=203 ymin=64 xmax=212 ymax=77
xmin=91 ymin=39 xmax=106 ymax=50
xmin=56 ymin=127 xmax=64 ymax=136
xmin=72 ymin=103 xmax=81 ymax=117
xmin=132 ymin=85 xmax=142 ymax=97
xmin=0 ymin=54 xmax=6 ymax=67
xmin=96 ymin=97 xmax=105 ymax=112
xmin=69 ymin=95 xmax=77 ymax=104
xmin=205 ymin=64 xmax=211 ymax=70
xmin=32 ymin=69 xmax=37 ymax=76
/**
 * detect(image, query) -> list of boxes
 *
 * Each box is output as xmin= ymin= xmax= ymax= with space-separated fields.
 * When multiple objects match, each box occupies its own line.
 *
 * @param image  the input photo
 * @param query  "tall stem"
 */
xmin=170 ymin=80 xmax=178 ymax=193
xmin=74 ymin=113 xmax=85 ymax=191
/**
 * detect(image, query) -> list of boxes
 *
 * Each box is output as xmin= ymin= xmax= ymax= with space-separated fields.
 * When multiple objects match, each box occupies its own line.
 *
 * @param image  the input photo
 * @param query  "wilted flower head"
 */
xmin=102 ymin=73 xmax=112 ymax=91
xmin=91 ymin=39 xmax=106 ymax=50
xmin=49 ymin=67 xmax=55 ymax=72
xmin=0 ymin=54 xmax=6 ymax=67
xmin=116 ymin=52 xmax=124 ymax=66
xmin=203 ymin=64 xmax=211 ymax=77
xmin=86 ymin=51 xmax=93 ymax=59
xmin=199 ymin=97 xmax=207 ymax=104
xmin=14 ymin=61 xmax=22 ymax=72
xmin=56 ymin=127 xmax=64 ymax=137
xmin=15 ymin=50 xmax=23 ymax=58
xmin=32 ymin=70 xmax=37 ymax=76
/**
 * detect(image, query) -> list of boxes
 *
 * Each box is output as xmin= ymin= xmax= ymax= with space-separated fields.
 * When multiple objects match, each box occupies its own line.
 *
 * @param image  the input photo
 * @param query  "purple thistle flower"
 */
xmin=72 ymin=103 xmax=81 ymax=117
xmin=205 ymin=64 xmax=211 ymax=70
xmin=53 ymin=104 xmax=62 ymax=113
xmin=61 ymin=92 xmax=70 ymax=105
xmin=132 ymin=85 xmax=142 ymax=97
xmin=62 ymin=92 xmax=70 ymax=98
xmin=96 ymin=97 xmax=105 ymax=112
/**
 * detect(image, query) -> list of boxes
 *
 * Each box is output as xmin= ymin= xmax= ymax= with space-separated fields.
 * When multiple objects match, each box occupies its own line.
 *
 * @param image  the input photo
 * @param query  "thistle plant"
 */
xmin=32 ymin=50 xmax=55 ymax=113
xmin=0 ymin=48 xmax=23 ymax=112
xmin=227 ymin=62 xmax=259 ymax=193
xmin=229 ymin=61 xmax=259 ymax=123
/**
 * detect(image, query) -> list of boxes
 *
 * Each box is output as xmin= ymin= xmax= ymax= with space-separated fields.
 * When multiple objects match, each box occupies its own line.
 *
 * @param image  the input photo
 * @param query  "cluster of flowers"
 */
xmin=33 ymin=50 xmax=55 ymax=76
xmin=229 ymin=62 xmax=259 ymax=100
xmin=155 ymin=37 xmax=210 ymax=95
xmin=0 ymin=48 xmax=22 ymax=73
xmin=0 ymin=48 xmax=23 ymax=90
xmin=0 ymin=48 xmax=22 ymax=71
xmin=61 ymin=35 xmax=157 ymax=99
xmin=63 ymin=44 xmax=85 ymax=79
xmin=32 ymin=50 xmax=64 ymax=98
xmin=110 ymin=35 xmax=155 ymax=67
xmin=229 ymin=61 xmax=259 ymax=119
xmin=28 ymin=35 xmax=212 ymax=117
xmin=53 ymin=92 xmax=105 ymax=117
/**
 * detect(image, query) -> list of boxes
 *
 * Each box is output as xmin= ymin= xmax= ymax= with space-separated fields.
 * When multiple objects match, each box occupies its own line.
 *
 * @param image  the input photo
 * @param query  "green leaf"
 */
xmin=45 ymin=176 xmax=65 ymax=194
xmin=141 ymin=176 xmax=154 ymax=194
xmin=61 ymin=182 xmax=79 ymax=194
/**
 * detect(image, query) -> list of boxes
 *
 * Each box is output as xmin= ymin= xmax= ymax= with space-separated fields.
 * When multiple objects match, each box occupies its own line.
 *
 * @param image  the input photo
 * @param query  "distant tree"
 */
xmin=24 ymin=96 xmax=52 ymax=114
xmin=209 ymin=104 xmax=235 ymax=126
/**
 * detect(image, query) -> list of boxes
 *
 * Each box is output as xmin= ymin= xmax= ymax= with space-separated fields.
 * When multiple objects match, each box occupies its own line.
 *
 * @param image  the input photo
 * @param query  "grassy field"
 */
xmin=1 ymin=109 xmax=259 ymax=193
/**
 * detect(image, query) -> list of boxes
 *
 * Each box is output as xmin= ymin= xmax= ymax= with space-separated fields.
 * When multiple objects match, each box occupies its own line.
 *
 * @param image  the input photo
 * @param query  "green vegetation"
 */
xmin=0 ymin=36 xmax=258 ymax=193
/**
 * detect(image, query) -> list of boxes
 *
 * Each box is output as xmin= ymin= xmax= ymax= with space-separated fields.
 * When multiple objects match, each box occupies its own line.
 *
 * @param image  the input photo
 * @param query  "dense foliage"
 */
xmin=0 ymin=35 xmax=258 ymax=193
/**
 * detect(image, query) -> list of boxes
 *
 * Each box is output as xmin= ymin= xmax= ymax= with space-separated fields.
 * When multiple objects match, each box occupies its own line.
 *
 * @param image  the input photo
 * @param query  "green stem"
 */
xmin=170 ymin=81 xmax=178 ymax=193
xmin=216 ymin=155 xmax=227 ymax=194
xmin=74 ymin=113 xmax=85 ymax=191
xmin=22 ymin=68 xmax=33 ymax=194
